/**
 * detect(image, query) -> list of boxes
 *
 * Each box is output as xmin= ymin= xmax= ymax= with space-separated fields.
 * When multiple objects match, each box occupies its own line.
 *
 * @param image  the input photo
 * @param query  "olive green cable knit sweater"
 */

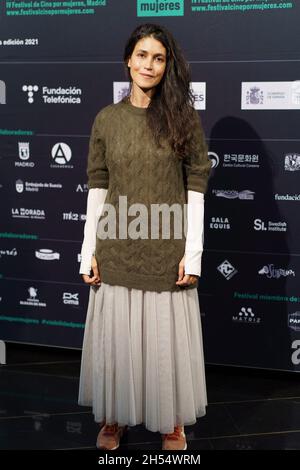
xmin=86 ymin=98 xmax=211 ymax=292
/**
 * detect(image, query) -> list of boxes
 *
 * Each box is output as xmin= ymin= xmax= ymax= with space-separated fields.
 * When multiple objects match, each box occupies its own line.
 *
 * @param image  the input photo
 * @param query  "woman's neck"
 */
xmin=129 ymin=85 xmax=156 ymax=108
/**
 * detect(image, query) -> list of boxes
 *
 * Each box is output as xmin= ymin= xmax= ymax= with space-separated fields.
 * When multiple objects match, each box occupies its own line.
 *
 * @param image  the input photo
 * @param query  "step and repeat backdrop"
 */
xmin=0 ymin=0 xmax=300 ymax=371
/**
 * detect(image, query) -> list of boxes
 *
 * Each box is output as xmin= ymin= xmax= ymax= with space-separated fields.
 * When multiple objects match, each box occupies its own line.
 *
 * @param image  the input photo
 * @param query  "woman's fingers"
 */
xmin=91 ymin=262 xmax=100 ymax=279
xmin=177 ymin=255 xmax=185 ymax=282
xmin=82 ymin=256 xmax=101 ymax=286
xmin=90 ymin=256 xmax=101 ymax=285
xmin=175 ymin=255 xmax=198 ymax=286
xmin=82 ymin=274 xmax=101 ymax=286
xmin=175 ymin=274 xmax=198 ymax=286
xmin=82 ymin=274 xmax=93 ymax=284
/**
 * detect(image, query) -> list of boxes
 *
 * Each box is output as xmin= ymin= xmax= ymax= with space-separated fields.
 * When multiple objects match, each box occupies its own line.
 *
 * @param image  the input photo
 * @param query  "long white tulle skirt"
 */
xmin=78 ymin=281 xmax=207 ymax=434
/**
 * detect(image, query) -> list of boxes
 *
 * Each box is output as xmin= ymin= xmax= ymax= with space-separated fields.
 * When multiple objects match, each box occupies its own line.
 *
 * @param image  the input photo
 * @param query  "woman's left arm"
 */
xmin=176 ymin=109 xmax=212 ymax=285
xmin=184 ymin=190 xmax=204 ymax=277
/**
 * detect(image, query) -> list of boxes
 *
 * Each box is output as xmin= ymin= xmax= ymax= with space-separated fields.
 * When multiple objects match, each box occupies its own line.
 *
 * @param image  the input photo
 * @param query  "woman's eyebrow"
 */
xmin=136 ymin=49 xmax=166 ymax=57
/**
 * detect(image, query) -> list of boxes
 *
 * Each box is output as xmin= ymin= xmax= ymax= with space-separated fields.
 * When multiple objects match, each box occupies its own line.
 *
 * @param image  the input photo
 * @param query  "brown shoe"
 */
xmin=162 ymin=425 xmax=187 ymax=450
xmin=96 ymin=422 xmax=128 ymax=450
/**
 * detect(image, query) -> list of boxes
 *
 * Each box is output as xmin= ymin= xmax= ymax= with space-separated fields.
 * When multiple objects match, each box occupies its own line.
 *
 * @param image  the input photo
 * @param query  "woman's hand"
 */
xmin=81 ymin=255 xmax=101 ymax=286
xmin=175 ymin=255 xmax=199 ymax=287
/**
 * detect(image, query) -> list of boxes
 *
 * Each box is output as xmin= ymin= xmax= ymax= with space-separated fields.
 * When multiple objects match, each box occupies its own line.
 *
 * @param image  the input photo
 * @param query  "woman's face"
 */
xmin=127 ymin=36 xmax=167 ymax=91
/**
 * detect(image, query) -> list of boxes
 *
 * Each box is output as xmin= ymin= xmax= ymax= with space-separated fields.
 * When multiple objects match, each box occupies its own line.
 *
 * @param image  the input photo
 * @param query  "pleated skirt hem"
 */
xmin=78 ymin=281 xmax=208 ymax=434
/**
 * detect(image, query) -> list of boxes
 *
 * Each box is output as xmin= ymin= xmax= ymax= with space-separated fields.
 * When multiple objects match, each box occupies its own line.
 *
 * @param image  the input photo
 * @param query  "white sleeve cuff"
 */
xmin=79 ymin=188 xmax=108 ymax=275
xmin=184 ymin=190 xmax=205 ymax=277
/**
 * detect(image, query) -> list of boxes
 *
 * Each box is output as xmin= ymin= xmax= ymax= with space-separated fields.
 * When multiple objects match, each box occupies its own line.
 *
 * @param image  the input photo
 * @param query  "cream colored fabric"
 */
xmin=78 ymin=281 xmax=207 ymax=433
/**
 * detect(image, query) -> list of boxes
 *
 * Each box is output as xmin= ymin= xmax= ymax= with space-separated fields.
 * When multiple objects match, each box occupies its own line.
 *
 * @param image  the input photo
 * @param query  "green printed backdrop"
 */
xmin=1 ymin=0 xmax=300 ymax=371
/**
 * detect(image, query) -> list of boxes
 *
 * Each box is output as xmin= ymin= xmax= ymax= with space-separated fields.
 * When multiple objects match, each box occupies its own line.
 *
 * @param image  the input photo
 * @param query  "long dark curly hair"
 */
xmin=123 ymin=23 xmax=197 ymax=159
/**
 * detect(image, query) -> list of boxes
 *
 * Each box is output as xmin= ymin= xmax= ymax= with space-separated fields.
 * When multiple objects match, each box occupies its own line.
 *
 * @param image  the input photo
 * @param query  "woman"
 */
xmin=78 ymin=23 xmax=211 ymax=451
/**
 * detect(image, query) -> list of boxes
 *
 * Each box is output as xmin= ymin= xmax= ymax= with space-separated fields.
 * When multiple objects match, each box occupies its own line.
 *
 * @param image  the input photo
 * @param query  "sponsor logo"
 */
xmin=22 ymin=84 xmax=82 ymax=104
xmin=291 ymin=340 xmax=300 ymax=365
xmin=63 ymin=212 xmax=86 ymax=221
xmin=22 ymin=85 xmax=39 ymax=103
xmin=246 ymin=86 xmax=264 ymax=105
xmin=234 ymin=291 xmax=300 ymax=303
xmin=19 ymin=287 xmax=46 ymax=307
xmin=0 ymin=80 xmax=6 ymax=104
xmin=209 ymin=217 xmax=230 ymax=230
xmin=63 ymin=292 xmax=79 ymax=306
xmin=232 ymin=307 xmax=261 ymax=324
xmin=209 ymin=152 xmax=219 ymax=168
xmin=16 ymin=142 xmax=35 ymax=167
xmin=15 ymin=179 xmax=62 ymax=193
xmin=137 ymin=0 xmax=184 ymax=17
xmin=291 ymin=80 xmax=300 ymax=106
xmin=16 ymin=179 xmax=24 ymax=193
xmin=212 ymin=189 xmax=255 ymax=200
xmin=285 ymin=153 xmax=300 ymax=171
xmin=51 ymin=143 xmax=73 ymax=168
xmin=288 ymin=312 xmax=300 ymax=332
xmin=275 ymin=193 xmax=300 ymax=201
xmin=19 ymin=142 xmax=29 ymax=160
xmin=242 ymin=81 xmax=300 ymax=110
xmin=35 ymin=249 xmax=60 ymax=261
xmin=223 ymin=153 xmax=259 ymax=168
xmin=76 ymin=184 xmax=88 ymax=193
xmin=12 ymin=208 xmax=46 ymax=220
xmin=217 ymin=260 xmax=237 ymax=280
xmin=258 ymin=264 xmax=295 ymax=279
xmin=190 ymin=82 xmax=206 ymax=110
xmin=0 ymin=248 xmax=17 ymax=258
xmin=113 ymin=80 xmax=205 ymax=110
xmin=113 ymin=82 xmax=130 ymax=104
xmin=254 ymin=218 xmax=287 ymax=232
